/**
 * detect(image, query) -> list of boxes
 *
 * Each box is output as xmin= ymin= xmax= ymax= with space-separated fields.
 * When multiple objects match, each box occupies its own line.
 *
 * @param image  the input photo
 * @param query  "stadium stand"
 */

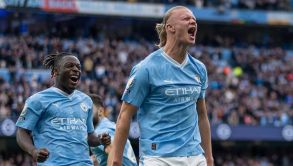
xmin=0 ymin=34 xmax=292 ymax=127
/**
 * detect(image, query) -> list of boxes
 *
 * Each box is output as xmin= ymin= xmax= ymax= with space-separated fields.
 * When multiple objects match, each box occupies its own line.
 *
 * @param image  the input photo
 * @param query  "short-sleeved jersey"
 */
xmin=91 ymin=118 xmax=137 ymax=166
xmin=122 ymin=48 xmax=208 ymax=157
xmin=16 ymin=87 xmax=94 ymax=166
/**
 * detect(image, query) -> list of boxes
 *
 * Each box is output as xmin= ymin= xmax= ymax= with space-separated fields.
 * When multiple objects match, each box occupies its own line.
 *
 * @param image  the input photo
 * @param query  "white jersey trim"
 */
xmin=51 ymin=87 xmax=75 ymax=98
xmin=161 ymin=51 xmax=188 ymax=69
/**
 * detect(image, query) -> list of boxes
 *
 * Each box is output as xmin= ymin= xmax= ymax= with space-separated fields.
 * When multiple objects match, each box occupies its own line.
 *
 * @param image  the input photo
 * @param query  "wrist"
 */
xmin=206 ymin=157 xmax=214 ymax=162
xmin=96 ymin=134 xmax=102 ymax=145
xmin=29 ymin=148 xmax=37 ymax=156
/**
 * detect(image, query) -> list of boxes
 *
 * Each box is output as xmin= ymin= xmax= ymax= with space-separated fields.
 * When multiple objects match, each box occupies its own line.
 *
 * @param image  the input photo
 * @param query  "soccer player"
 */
xmin=110 ymin=6 xmax=213 ymax=166
xmin=89 ymin=94 xmax=137 ymax=166
xmin=16 ymin=52 xmax=111 ymax=165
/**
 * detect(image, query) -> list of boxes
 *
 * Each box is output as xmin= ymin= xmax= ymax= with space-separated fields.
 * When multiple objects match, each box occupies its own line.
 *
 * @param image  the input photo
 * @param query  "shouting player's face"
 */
xmin=55 ymin=56 xmax=81 ymax=94
xmin=167 ymin=7 xmax=197 ymax=46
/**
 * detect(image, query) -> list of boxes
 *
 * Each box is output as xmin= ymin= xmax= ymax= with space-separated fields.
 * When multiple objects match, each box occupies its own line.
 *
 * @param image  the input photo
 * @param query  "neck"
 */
xmin=163 ymin=40 xmax=188 ymax=64
xmin=54 ymin=84 xmax=74 ymax=95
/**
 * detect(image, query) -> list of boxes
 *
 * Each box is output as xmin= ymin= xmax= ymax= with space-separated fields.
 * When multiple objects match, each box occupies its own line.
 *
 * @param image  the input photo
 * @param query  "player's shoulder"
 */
xmin=188 ymin=54 xmax=207 ymax=71
xmin=95 ymin=118 xmax=115 ymax=134
xmin=25 ymin=88 xmax=53 ymax=106
xmin=133 ymin=48 xmax=163 ymax=70
xmin=74 ymin=90 xmax=92 ymax=102
xmin=98 ymin=118 xmax=116 ymax=128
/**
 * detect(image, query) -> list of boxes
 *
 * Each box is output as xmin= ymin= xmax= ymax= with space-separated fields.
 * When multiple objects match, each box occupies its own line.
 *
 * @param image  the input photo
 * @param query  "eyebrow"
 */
xmin=64 ymin=62 xmax=80 ymax=65
xmin=181 ymin=15 xmax=196 ymax=20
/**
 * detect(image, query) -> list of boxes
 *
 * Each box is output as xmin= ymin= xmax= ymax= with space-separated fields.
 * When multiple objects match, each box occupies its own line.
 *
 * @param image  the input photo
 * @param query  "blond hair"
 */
xmin=155 ymin=6 xmax=187 ymax=48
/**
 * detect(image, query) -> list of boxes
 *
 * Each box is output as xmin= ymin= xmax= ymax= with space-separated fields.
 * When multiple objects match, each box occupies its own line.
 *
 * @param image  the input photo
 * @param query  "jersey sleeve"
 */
xmin=16 ymin=96 xmax=43 ymax=131
xmin=122 ymin=64 xmax=150 ymax=107
xmin=87 ymin=101 xmax=95 ymax=133
xmin=199 ymin=64 xmax=208 ymax=99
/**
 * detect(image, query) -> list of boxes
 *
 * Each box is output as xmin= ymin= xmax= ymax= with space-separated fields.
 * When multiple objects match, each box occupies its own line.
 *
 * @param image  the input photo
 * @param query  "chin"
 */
xmin=185 ymin=41 xmax=195 ymax=46
xmin=68 ymin=86 xmax=77 ymax=92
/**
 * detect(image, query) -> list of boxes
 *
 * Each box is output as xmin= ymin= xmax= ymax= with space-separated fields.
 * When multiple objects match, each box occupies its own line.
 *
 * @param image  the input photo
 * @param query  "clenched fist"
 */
xmin=99 ymin=133 xmax=111 ymax=146
xmin=31 ymin=148 xmax=49 ymax=163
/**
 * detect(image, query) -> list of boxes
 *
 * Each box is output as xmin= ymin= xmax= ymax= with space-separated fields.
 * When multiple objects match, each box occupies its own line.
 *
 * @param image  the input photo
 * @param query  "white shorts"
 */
xmin=140 ymin=154 xmax=207 ymax=166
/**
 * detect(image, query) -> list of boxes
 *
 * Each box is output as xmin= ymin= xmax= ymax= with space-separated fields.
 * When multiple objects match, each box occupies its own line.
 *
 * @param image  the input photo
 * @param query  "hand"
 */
xmin=99 ymin=133 xmax=111 ymax=146
xmin=31 ymin=148 xmax=49 ymax=163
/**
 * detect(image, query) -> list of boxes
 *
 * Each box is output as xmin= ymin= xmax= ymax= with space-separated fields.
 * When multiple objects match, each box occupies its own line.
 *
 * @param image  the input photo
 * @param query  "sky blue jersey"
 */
xmin=16 ymin=87 xmax=94 ymax=166
xmin=91 ymin=118 xmax=137 ymax=166
xmin=122 ymin=48 xmax=208 ymax=157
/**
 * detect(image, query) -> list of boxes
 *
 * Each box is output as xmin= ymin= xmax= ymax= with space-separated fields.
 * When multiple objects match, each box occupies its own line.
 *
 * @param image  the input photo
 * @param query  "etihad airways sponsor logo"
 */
xmin=51 ymin=117 xmax=86 ymax=125
xmin=165 ymin=87 xmax=200 ymax=96
xmin=51 ymin=117 xmax=86 ymax=131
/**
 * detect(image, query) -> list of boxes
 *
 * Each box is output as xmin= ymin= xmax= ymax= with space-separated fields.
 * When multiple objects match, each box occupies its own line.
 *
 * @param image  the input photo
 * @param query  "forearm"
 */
xmin=106 ymin=145 xmax=114 ymax=166
xmin=111 ymin=112 xmax=132 ymax=165
xmin=16 ymin=128 xmax=36 ymax=156
xmin=199 ymin=116 xmax=213 ymax=162
xmin=105 ymin=144 xmax=112 ymax=154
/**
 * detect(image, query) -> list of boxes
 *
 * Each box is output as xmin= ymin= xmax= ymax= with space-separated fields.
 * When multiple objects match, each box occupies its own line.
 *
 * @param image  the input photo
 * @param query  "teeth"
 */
xmin=71 ymin=76 xmax=78 ymax=79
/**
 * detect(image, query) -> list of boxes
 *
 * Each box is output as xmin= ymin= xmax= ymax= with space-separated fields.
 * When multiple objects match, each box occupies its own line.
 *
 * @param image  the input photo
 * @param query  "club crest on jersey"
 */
xmin=125 ymin=76 xmax=135 ymax=93
xmin=194 ymin=74 xmax=201 ymax=83
xmin=80 ymin=102 xmax=88 ymax=112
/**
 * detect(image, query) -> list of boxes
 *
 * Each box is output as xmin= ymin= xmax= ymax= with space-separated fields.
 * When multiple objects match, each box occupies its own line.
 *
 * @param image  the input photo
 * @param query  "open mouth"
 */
xmin=188 ymin=27 xmax=196 ymax=37
xmin=69 ymin=75 xmax=79 ymax=84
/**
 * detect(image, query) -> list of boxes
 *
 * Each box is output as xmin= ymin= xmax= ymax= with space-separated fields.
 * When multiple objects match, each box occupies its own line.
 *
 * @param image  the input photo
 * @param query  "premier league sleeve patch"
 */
xmin=124 ymin=76 xmax=135 ymax=94
xmin=18 ymin=104 xmax=28 ymax=121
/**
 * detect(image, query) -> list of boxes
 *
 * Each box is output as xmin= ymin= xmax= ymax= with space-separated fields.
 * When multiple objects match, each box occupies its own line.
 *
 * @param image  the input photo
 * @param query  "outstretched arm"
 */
xmin=16 ymin=127 xmax=49 ymax=162
xmin=197 ymin=99 xmax=214 ymax=166
xmin=108 ymin=102 xmax=137 ymax=166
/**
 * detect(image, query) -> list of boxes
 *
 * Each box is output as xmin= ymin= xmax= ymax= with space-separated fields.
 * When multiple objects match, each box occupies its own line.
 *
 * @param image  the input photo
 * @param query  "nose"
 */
xmin=72 ymin=65 xmax=80 ymax=72
xmin=190 ymin=19 xmax=196 ymax=25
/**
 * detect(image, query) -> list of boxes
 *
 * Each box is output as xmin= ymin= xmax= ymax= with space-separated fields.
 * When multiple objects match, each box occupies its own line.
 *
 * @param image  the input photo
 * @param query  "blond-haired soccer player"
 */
xmin=110 ymin=6 xmax=213 ymax=166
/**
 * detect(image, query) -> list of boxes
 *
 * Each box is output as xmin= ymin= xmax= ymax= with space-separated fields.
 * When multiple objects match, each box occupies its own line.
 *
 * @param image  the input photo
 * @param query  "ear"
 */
xmin=166 ymin=23 xmax=175 ymax=33
xmin=52 ymin=68 xmax=58 ymax=78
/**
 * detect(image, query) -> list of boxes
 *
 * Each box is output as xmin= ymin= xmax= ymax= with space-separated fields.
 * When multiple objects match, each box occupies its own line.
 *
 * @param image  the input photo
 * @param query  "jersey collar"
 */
xmin=51 ymin=87 xmax=75 ymax=98
xmin=161 ymin=49 xmax=189 ymax=68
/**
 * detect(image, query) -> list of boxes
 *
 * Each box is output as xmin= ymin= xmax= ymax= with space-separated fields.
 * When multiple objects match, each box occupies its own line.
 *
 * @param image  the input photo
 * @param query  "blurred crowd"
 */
xmin=215 ymin=152 xmax=292 ymax=166
xmin=0 ymin=152 xmax=33 ymax=166
xmin=1 ymin=149 xmax=291 ymax=166
xmin=0 ymin=34 xmax=292 ymax=127
xmin=124 ymin=0 xmax=293 ymax=11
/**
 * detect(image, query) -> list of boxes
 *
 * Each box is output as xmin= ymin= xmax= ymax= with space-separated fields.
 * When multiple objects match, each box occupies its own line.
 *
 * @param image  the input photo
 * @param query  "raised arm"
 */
xmin=108 ymin=102 xmax=137 ymax=166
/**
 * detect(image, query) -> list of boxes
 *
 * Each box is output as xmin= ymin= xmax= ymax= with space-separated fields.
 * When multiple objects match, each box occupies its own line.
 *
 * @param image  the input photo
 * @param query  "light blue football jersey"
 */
xmin=122 ymin=48 xmax=208 ymax=157
xmin=16 ymin=87 xmax=94 ymax=166
xmin=91 ymin=118 xmax=137 ymax=166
